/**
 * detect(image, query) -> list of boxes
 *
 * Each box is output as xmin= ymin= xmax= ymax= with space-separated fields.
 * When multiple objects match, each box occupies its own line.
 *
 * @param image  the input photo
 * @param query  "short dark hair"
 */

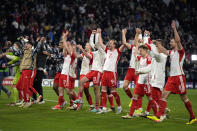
xmin=138 ymin=44 xmax=149 ymax=50
xmin=111 ymin=39 xmax=118 ymax=48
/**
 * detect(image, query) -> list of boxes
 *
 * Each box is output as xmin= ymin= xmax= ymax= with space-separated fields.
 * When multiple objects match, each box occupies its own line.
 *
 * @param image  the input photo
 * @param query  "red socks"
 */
xmin=137 ymin=97 xmax=142 ymax=109
xmin=150 ymin=100 xmax=157 ymax=115
xmin=129 ymin=99 xmax=138 ymax=116
xmin=185 ymin=101 xmax=195 ymax=119
xmin=112 ymin=92 xmax=121 ymax=107
xmin=124 ymin=88 xmax=133 ymax=98
xmin=146 ymin=100 xmax=152 ymax=113
xmin=85 ymin=92 xmax=93 ymax=105
xmin=101 ymin=91 xmax=107 ymax=108
xmin=58 ymin=96 xmax=64 ymax=105
xmin=108 ymin=94 xmax=114 ymax=108
xmin=156 ymin=100 xmax=166 ymax=118
xmin=77 ymin=92 xmax=83 ymax=99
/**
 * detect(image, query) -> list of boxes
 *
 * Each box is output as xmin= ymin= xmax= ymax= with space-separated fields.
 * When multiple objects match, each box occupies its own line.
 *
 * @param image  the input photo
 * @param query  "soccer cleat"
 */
xmin=165 ymin=108 xmax=171 ymax=119
xmin=18 ymin=102 xmax=25 ymax=108
xmin=147 ymin=115 xmax=161 ymax=123
xmin=36 ymin=95 xmax=43 ymax=103
xmin=116 ymin=106 xmax=122 ymax=114
xmin=23 ymin=102 xmax=32 ymax=108
xmin=186 ymin=118 xmax=197 ymax=125
xmin=140 ymin=111 xmax=150 ymax=117
xmin=67 ymin=105 xmax=77 ymax=110
xmin=73 ymin=99 xmax=82 ymax=104
xmin=96 ymin=107 xmax=107 ymax=114
xmin=133 ymin=108 xmax=143 ymax=117
xmin=52 ymin=104 xmax=61 ymax=110
xmin=129 ymin=100 xmax=132 ymax=108
xmin=16 ymin=100 xmax=24 ymax=106
xmin=89 ymin=105 xmax=95 ymax=111
xmin=38 ymin=100 xmax=45 ymax=104
xmin=8 ymin=102 xmax=16 ymax=106
xmin=90 ymin=108 xmax=99 ymax=113
xmin=121 ymin=114 xmax=133 ymax=119
xmin=60 ymin=101 xmax=67 ymax=108
xmin=160 ymin=115 xmax=167 ymax=121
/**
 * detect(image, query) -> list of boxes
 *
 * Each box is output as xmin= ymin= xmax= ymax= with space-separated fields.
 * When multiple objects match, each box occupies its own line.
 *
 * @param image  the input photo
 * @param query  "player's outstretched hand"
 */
xmin=122 ymin=28 xmax=127 ymax=34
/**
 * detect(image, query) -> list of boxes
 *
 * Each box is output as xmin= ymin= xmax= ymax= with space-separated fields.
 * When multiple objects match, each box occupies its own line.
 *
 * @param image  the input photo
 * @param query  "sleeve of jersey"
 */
xmin=71 ymin=52 xmax=75 ymax=59
xmin=137 ymin=57 xmax=152 ymax=74
xmin=89 ymin=52 xmax=93 ymax=59
xmin=105 ymin=47 xmax=108 ymax=53
xmin=147 ymin=57 xmax=152 ymax=65
xmin=117 ymin=48 xmax=122 ymax=55
xmin=129 ymin=45 xmax=134 ymax=50
xmin=6 ymin=54 xmax=20 ymax=65
xmin=137 ymin=56 xmax=141 ymax=61
xmin=178 ymin=48 xmax=185 ymax=55
xmin=145 ymin=43 xmax=151 ymax=51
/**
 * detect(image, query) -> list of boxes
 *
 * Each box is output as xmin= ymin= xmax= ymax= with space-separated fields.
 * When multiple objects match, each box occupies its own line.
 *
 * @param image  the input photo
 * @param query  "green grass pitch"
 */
xmin=0 ymin=86 xmax=197 ymax=131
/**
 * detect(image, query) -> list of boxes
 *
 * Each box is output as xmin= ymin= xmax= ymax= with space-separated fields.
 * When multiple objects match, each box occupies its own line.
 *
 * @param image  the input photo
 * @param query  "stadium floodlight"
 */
xmin=191 ymin=54 xmax=197 ymax=61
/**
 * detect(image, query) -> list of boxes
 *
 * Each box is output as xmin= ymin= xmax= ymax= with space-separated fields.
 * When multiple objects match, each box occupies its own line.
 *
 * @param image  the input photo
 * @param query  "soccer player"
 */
xmin=52 ymin=41 xmax=64 ymax=96
xmin=147 ymin=21 xmax=197 ymax=124
xmin=97 ymin=28 xmax=126 ymax=114
xmin=138 ymin=39 xmax=168 ymax=116
xmin=76 ymin=43 xmax=94 ymax=110
xmin=52 ymin=32 xmax=77 ymax=110
xmin=73 ymin=30 xmax=106 ymax=112
xmin=122 ymin=28 xmax=144 ymax=115
xmin=122 ymin=44 xmax=157 ymax=119
xmin=17 ymin=41 xmax=34 ymax=108
xmin=6 ymin=42 xmax=23 ymax=106
xmin=32 ymin=36 xmax=52 ymax=104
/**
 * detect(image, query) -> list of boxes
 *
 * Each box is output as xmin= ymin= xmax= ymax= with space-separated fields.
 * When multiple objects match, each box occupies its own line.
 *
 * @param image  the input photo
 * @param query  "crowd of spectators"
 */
xmin=0 ymin=0 xmax=196 ymax=81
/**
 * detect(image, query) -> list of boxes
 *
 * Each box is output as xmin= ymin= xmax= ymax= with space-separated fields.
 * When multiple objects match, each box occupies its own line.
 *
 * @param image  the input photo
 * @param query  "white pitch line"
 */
xmin=45 ymin=99 xmax=189 ymax=121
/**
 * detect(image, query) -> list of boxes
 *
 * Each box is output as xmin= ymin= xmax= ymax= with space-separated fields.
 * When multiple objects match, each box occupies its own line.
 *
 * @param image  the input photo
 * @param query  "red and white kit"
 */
xmin=124 ymin=45 xmax=138 ymax=83
xmin=59 ymin=53 xmax=77 ymax=89
xmin=101 ymin=47 xmax=121 ymax=88
xmin=143 ymin=43 xmax=168 ymax=100
xmin=79 ymin=52 xmax=93 ymax=88
xmin=85 ymin=46 xmax=105 ymax=85
xmin=134 ymin=55 xmax=152 ymax=96
xmin=165 ymin=48 xmax=186 ymax=94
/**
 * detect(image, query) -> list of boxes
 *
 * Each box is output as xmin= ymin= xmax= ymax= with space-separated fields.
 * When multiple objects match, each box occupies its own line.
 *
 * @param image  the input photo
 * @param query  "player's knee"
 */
xmin=123 ymin=82 xmax=129 ymax=90
xmin=180 ymin=94 xmax=189 ymax=103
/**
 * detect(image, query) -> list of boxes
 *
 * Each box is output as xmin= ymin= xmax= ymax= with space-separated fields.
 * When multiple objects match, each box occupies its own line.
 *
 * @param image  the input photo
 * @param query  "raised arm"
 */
xmin=157 ymin=43 xmax=169 ymax=56
xmin=77 ymin=45 xmax=92 ymax=60
xmin=149 ymin=40 xmax=161 ymax=62
xmin=62 ymin=32 xmax=69 ymax=56
xmin=62 ymin=31 xmax=73 ymax=55
xmin=89 ymin=30 xmax=96 ymax=50
xmin=134 ymin=28 xmax=142 ymax=47
xmin=97 ymin=28 xmax=106 ymax=50
xmin=172 ymin=20 xmax=182 ymax=50
xmin=122 ymin=28 xmax=131 ymax=49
